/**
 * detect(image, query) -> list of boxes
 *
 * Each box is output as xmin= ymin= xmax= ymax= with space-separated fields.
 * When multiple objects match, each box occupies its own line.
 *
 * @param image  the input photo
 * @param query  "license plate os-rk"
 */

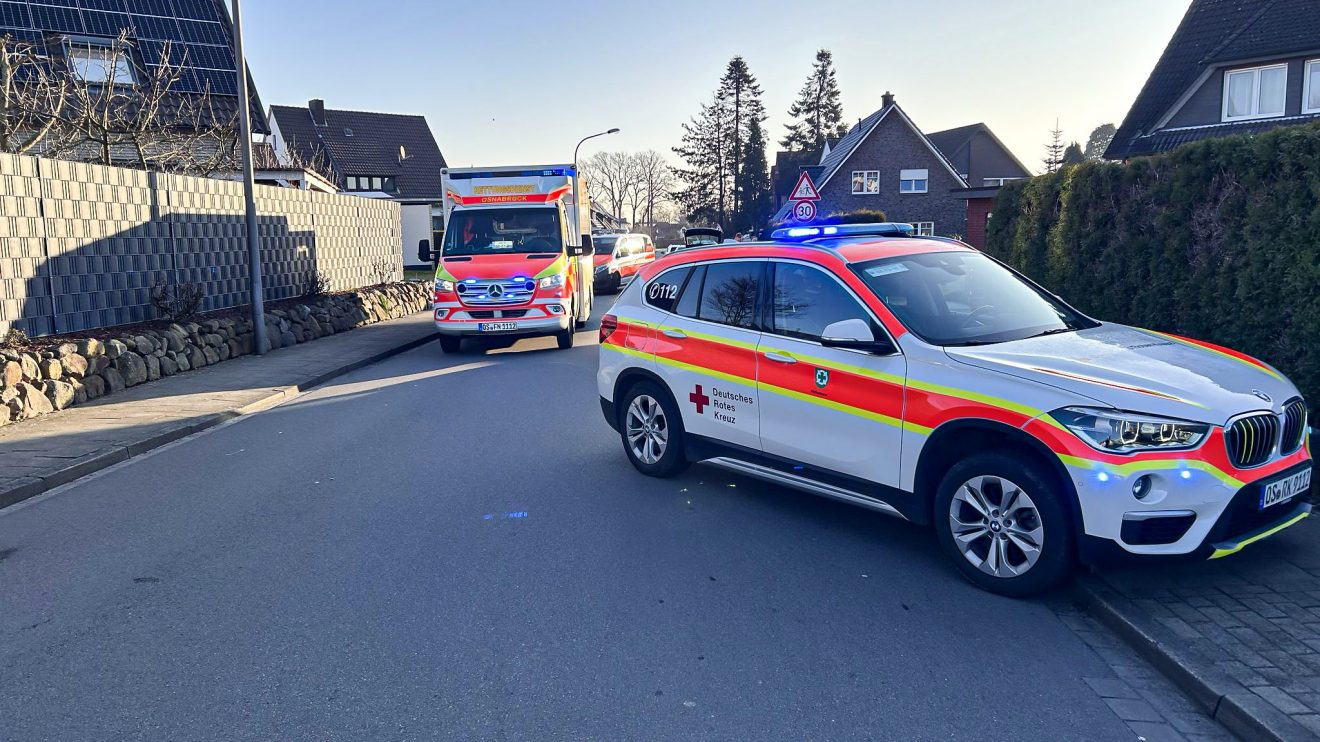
xmin=1260 ymin=467 xmax=1312 ymax=510
xmin=478 ymin=321 xmax=518 ymax=332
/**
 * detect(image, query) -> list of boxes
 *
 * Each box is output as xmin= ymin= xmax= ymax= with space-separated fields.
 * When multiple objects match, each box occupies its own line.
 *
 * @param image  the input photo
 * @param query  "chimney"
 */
xmin=882 ymin=91 xmax=895 ymax=108
xmin=308 ymin=99 xmax=327 ymax=127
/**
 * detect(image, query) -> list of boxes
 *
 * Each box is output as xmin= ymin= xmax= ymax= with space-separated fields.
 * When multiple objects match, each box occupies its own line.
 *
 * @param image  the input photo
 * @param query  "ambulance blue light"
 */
xmin=1097 ymin=471 xmax=1111 ymax=483
xmin=786 ymin=228 xmax=820 ymax=238
xmin=1181 ymin=470 xmax=1192 ymax=480
xmin=465 ymin=278 xmax=477 ymax=283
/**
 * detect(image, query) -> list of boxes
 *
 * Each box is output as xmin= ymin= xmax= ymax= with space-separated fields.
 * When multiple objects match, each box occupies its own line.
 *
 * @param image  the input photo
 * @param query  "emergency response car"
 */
xmin=432 ymin=166 xmax=594 ymax=353
xmin=593 ymin=233 xmax=656 ymax=293
xmin=596 ymin=224 xmax=1313 ymax=596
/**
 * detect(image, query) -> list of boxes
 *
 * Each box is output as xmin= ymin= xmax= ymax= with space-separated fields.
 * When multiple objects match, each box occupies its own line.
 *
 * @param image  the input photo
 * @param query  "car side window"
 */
xmin=698 ymin=261 xmax=760 ymax=329
xmin=625 ymin=236 xmax=643 ymax=255
xmin=771 ymin=262 xmax=869 ymax=341
xmin=643 ymin=267 xmax=691 ymax=313
xmin=674 ymin=265 xmax=705 ymax=318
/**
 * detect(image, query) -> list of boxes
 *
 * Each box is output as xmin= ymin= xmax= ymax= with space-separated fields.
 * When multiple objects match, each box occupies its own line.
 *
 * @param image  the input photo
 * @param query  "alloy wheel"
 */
xmin=948 ymin=475 xmax=1044 ymax=579
xmin=625 ymin=394 xmax=668 ymax=465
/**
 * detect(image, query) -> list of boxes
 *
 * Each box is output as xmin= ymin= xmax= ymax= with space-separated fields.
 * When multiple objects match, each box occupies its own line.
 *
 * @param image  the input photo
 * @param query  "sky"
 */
xmin=242 ymin=0 xmax=1193 ymax=174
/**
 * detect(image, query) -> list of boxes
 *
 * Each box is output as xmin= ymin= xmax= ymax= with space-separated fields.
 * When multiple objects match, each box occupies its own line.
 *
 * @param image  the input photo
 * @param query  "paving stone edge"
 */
xmin=1074 ymin=574 xmax=1316 ymax=741
xmin=0 ymin=332 xmax=438 ymax=511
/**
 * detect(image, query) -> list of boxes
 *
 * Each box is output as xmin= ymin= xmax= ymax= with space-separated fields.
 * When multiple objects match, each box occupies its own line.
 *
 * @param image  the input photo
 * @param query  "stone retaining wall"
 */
xmin=0 ymin=281 xmax=430 ymax=426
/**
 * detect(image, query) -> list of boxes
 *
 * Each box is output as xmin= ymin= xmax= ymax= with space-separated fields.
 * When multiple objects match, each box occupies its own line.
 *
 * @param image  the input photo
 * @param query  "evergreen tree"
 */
xmin=1043 ymin=120 xmax=1066 ymax=173
xmin=1062 ymin=142 xmax=1086 ymax=166
xmin=1083 ymin=123 xmax=1117 ymax=161
xmin=717 ymin=56 xmax=764 ymax=220
xmin=736 ymin=116 xmax=773 ymax=232
xmin=781 ymin=49 xmax=849 ymax=151
xmin=673 ymin=97 xmax=732 ymax=226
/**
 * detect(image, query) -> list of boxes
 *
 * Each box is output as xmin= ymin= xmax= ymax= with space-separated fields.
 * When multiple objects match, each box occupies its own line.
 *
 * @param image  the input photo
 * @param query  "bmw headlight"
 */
xmin=1051 ymin=408 xmax=1209 ymax=453
xmin=539 ymin=274 xmax=565 ymax=289
xmin=434 ymin=278 xmax=454 ymax=293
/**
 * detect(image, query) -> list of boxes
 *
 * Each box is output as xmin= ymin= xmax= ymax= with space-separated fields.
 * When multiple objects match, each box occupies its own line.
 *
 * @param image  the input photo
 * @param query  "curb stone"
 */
xmin=0 ymin=332 xmax=438 ymax=511
xmin=1074 ymin=574 xmax=1316 ymax=741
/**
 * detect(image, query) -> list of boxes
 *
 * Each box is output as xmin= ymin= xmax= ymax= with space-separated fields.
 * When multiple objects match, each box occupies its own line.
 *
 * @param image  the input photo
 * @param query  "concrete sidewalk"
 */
xmin=0 ymin=313 xmax=438 ymax=509
xmin=1078 ymin=510 xmax=1320 ymax=741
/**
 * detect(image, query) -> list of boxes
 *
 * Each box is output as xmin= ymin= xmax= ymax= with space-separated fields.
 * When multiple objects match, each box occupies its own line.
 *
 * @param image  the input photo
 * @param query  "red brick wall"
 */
xmin=964 ymin=197 xmax=994 ymax=250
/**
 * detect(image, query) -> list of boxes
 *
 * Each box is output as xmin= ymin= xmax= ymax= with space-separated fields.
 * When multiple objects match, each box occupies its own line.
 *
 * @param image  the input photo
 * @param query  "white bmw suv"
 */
xmin=596 ymin=225 xmax=1312 ymax=596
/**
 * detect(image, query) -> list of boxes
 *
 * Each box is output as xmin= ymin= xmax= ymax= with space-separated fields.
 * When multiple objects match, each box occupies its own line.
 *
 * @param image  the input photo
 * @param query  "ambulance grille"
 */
xmin=456 ymin=278 xmax=537 ymax=306
xmin=1281 ymin=399 xmax=1307 ymax=455
xmin=1225 ymin=413 xmax=1279 ymax=468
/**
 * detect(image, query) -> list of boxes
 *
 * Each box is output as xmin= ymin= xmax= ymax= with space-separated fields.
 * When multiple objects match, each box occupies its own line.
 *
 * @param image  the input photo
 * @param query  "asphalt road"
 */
xmin=0 ymin=302 xmax=1186 ymax=741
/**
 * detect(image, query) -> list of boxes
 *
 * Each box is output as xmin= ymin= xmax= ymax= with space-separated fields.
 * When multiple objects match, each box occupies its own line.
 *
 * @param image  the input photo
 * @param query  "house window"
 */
xmin=66 ymin=41 xmax=136 ymax=85
xmin=345 ymin=176 xmax=397 ymax=192
xmin=851 ymin=170 xmax=879 ymax=194
xmin=1223 ymin=64 xmax=1287 ymax=121
xmin=910 ymin=221 xmax=935 ymax=236
xmin=900 ymin=169 xmax=928 ymax=194
xmin=1305 ymin=59 xmax=1320 ymax=114
xmin=984 ymin=177 xmax=1022 ymax=187
xmin=346 ymin=177 xmax=358 ymax=190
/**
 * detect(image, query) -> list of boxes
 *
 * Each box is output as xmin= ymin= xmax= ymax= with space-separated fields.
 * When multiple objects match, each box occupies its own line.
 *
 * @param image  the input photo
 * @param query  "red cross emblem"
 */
xmin=689 ymin=384 xmax=710 ymax=414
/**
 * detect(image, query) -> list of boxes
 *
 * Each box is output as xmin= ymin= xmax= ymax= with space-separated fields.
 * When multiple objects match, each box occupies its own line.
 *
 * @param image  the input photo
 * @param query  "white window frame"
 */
xmin=65 ymin=40 xmax=136 ymax=86
xmin=1222 ymin=63 xmax=1288 ymax=122
xmin=899 ymin=169 xmax=929 ymax=194
xmin=983 ymin=177 xmax=1022 ymax=187
xmin=1305 ymin=59 xmax=1320 ymax=115
xmin=851 ymin=170 xmax=880 ymax=195
xmin=910 ymin=221 xmax=935 ymax=236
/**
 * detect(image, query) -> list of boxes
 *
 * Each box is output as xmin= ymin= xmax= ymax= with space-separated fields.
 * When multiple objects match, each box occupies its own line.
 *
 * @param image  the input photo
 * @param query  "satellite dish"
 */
xmin=398 ymin=145 xmax=408 ymax=163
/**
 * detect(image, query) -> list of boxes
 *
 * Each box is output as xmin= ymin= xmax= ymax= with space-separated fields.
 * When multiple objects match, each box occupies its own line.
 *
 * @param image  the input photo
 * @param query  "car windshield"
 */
xmin=443 ymin=207 xmax=562 ymax=257
xmin=852 ymin=251 xmax=1096 ymax=346
xmin=594 ymin=236 xmax=620 ymax=253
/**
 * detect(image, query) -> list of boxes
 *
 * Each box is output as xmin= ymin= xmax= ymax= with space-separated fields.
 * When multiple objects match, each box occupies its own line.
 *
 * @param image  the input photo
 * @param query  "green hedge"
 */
xmin=985 ymin=123 xmax=1320 ymax=404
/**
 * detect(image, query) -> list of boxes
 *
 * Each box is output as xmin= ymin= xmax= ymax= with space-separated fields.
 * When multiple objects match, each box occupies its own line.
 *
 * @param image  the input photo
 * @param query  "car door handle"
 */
xmin=662 ymin=328 xmax=687 ymax=339
xmin=764 ymin=351 xmax=798 ymax=364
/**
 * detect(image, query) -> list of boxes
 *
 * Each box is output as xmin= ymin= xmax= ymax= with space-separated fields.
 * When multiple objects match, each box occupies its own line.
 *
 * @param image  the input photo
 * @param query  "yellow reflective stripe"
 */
xmin=533 ymin=255 xmax=567 ymax=279
xmin=601 ymin=343 xmax=650 ymax=362
xmin=435 ymin=265 xmax=458 ymax=282
xmin=677 ymin=326 xmax=760 ymax=352
xmin=1056 ymin=453 xmax=1245 ymax=489
xmin=759 ymin=345 xmax=906 ymax=386
xmin=756 ymin=379 xmax=905 ymax=429
xmin=908 ymin=378 xmax=1044 ymax=419
xmin=1210 ymin=511 xmax=1309 ymax=559
xmin=1147 ymin=330 xmax=1284 ymax=381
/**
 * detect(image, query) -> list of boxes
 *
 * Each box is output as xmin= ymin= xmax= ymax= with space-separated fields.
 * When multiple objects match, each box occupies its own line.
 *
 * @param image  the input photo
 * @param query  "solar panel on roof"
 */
xmin=132 ymin=0 xmax=175 ymax=17
xmin=177 ymin=18 xmax=222 ymax=44
xmin=171 ymin=0 xmax=217 ymax=22
xmin=0 ymin=2 xmax=32 ymax=28
xmin=79 ymin=0 xmax=127 ymax=11
xmin=29 ymin=4 xmax=84 ymax=33
xmin=81 ymin=9 xmax=130 ymax=36
xmin=42 ymin=0 xmax=80 ymax=7
xmin=128 ymin=12 xmax=178 ymax=39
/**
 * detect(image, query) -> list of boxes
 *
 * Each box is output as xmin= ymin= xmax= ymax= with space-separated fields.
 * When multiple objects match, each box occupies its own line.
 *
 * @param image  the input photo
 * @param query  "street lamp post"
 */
xmin=231 ymin=0 xmax=267 ymax=355
xmin=573 ymin=128 xmax=620 ymax=168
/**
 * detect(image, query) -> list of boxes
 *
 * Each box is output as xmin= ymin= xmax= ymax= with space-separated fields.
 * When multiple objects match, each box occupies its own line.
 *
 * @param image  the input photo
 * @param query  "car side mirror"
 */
xmin=820 ymin=318 xmax=896 ymax=354
xmin=417 ymin=239 xmax=432 ymax=263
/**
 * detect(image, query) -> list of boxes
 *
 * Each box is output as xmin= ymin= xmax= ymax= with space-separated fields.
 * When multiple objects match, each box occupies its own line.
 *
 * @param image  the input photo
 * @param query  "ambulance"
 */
xmin=430 ymin=165 xmax=595 ymax=353
xmin=597 ymin=224 xmax=1312 ymax=596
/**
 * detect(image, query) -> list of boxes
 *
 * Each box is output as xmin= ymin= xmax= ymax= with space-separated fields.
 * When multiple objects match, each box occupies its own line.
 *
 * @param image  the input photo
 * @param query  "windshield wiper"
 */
xmin=1024 ymin=327 xmax=1077 ymax=340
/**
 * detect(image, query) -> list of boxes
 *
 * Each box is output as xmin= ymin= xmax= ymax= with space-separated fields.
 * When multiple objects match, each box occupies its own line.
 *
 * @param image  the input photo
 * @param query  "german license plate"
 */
xmin=478 ymin=322 xmax=518 ymax=332
xmin=1260 ymin=467 xmax=1312 ymax=510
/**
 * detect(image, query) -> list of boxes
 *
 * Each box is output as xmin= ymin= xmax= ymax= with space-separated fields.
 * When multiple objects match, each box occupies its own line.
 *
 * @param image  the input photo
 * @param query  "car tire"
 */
xmin=933 ymin=451 xmax=1074 ymax=597
xmin=438 ymin=335 xmax=461 ymax=354
xmin=618 ymin=381 xmax=689 ymax=478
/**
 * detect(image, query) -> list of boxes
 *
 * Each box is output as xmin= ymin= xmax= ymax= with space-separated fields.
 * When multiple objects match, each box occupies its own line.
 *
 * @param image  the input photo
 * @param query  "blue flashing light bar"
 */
xmin=770 ymin=223 xmax=916 ymax=241
xmin=446 ymin=168 xmax=576 ymax=180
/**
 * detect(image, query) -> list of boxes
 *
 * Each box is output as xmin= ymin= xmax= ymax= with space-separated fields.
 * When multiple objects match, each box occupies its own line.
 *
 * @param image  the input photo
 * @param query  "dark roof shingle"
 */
xmin=269 ymin=104 xmax=447 ymax=201
xmin=1107 ymin=0 xmax=1320 ymax=159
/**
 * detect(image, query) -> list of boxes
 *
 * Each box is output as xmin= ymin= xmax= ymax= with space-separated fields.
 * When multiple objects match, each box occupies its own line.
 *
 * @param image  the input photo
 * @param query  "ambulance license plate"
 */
xmin=478 ymin=322 xmax=518 ymax=332
xmin=1260 ymin=467 xmax=1311 ymax=510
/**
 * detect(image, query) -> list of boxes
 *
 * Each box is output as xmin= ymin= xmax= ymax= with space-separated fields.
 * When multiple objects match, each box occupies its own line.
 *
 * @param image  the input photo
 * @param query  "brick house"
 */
xmin=772 ymin=93 xmax=968 ymax=237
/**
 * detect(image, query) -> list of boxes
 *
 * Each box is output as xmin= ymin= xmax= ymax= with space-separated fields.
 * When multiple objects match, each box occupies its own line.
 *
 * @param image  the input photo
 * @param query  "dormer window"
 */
xmin=345 ymin=176 xmax=396 ymax=193
xmin=1223 ymin=64 xmax=1287 ymax=121
xmin=65 ymin=40 xmax=136 ymax=86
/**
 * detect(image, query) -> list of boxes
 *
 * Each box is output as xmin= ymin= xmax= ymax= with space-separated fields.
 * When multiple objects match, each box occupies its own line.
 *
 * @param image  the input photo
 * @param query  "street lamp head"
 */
xmin=607 ymin=128 xmax=620 ymax=134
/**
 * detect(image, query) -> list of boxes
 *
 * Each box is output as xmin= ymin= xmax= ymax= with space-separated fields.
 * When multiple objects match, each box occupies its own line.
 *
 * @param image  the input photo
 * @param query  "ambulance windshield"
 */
xmin=443 ymin=207 xmax=562 ymax=257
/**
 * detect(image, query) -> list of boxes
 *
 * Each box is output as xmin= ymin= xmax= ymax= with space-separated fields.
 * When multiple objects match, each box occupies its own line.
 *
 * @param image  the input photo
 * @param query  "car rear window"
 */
xmin=644 ymin=266 xmax=691 ymax=313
